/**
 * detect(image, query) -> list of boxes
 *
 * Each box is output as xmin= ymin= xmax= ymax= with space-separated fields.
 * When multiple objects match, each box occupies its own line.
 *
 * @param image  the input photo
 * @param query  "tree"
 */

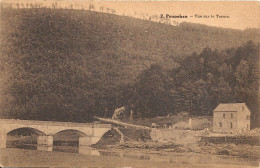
xmin=235 ymin=59 xmax=249 ymax=87
xmin=132 ymin=64 xmax=170 ymax=117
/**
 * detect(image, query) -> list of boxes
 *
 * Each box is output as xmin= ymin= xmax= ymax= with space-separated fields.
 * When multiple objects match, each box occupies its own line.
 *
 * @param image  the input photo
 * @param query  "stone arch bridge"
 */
xmin=0 ymin=119 xmax=111 ymax=151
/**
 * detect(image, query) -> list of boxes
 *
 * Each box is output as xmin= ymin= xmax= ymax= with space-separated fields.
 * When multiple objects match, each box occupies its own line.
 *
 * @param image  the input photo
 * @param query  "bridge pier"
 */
xmin=0 ymin=133 xmax=7 ymax=148
xmin=79 ymin=135 xmax=104 ymax=146
xmin=37 ymin=135 xmax=53 ymax=151
xmin=79 ymin=136 xmax=94 ymax=146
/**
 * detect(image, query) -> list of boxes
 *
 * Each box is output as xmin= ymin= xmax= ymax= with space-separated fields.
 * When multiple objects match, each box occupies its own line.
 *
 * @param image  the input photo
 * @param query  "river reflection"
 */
xmin=79 ymin=145 xmax=100 ymax=155
xmin=7 ymin=141 xmax=260 ymax=167
xmin=78 ymin=145 xmax=151 ymax=161
xmin=38 ymin=145 xmax=52 ymax=151
xmin=77 ymin=145 xmax=259 ymax=167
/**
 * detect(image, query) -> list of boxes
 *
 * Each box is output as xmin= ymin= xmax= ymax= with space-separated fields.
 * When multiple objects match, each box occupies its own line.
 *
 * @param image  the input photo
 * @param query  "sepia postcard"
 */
xmin=0 ymin=0 xmax=259 ymax=167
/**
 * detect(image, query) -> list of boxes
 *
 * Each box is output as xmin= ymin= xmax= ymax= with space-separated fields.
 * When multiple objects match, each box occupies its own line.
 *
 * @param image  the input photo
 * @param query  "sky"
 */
xmin=97 ymin=1 xmax=260 ymax=30
xmin=2 ymin=0 xmax=260 ymax=30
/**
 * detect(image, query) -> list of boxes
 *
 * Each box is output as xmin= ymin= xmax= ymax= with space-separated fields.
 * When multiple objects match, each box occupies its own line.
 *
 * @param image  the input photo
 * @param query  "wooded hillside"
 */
xmin=0 ymin=8 xmax=259 ymax=126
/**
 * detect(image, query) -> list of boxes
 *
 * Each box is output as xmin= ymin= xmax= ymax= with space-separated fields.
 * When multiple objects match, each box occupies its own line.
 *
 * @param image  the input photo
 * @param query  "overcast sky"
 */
xmin=2 ymin=0 xmax=259 ymax=30
xmin=97 ymin=1 xmax=259 ymax=30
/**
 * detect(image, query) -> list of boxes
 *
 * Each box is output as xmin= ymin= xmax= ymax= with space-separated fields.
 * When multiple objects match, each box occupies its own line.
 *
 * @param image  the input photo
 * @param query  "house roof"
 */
xmin=213 ymin=103 xmax=246 ymax=112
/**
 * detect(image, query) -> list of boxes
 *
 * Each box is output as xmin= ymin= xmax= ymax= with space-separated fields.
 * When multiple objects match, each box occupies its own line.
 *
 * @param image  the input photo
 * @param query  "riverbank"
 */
xmin=129 ymin=142 xmax=260 ymax=158
xmin=93 ymin=126 xmax=260 ymax=159
xmin=94 ymin=140 xmax=260 ymax=159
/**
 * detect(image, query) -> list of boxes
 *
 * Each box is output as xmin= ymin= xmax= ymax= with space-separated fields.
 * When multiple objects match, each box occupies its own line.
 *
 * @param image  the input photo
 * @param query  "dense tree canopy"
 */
xmin=0 ymin=8 xmax=259 ymax=127
xmin=128 ymin=41 xmax=259 ymax=127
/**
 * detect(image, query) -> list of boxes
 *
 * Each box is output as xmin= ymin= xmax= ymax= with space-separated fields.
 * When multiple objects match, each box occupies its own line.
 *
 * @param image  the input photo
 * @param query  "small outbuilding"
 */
xmin=213 ymin=103 xmax=250 ymax=134
xmin=151 ymin=123 xmax=160 ymax=129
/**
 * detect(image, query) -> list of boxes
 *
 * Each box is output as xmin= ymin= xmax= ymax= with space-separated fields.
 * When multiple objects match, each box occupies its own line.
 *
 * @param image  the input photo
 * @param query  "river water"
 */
xmin=4 ymin=139 xmax=260 ymax=168
xmin=79 ymin=146 xmax=260 ymax=167
xmin=6 ymin=144 xmax=259 ymax=167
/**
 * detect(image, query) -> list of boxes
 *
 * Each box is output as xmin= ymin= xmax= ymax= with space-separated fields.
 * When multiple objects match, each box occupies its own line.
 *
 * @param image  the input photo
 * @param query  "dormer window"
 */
xmin=231 ymin=113 xmax=233 ymax=118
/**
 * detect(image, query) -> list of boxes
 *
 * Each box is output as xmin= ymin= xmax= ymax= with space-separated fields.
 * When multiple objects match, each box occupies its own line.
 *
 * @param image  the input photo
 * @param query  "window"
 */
xmin=223 ymin=113 xmax=225 ymax=119
xmin=230 ymin=122 xmax=233 ymax=129
xmin=219 ymin=122 xmax=222 ymax=128
xmin=231 ymin=113 xmax=233 ymax=118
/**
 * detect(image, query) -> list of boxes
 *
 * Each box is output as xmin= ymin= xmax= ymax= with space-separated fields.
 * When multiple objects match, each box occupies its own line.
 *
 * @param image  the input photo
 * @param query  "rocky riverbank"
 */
xmin=94 ymin=140 xmax=260 ymax=159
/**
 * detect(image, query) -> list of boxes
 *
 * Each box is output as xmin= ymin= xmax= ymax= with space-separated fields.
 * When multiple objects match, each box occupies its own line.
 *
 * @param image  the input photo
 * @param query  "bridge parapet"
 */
xmin=0 ymin=119 xmax=111 ymax=150
xmin=0 ymin=119 xmax=111 ymax=128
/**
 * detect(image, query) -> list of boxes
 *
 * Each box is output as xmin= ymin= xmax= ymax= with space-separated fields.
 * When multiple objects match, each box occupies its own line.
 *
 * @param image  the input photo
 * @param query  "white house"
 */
xmin=213 ymin=103 xmax=250 ymax=134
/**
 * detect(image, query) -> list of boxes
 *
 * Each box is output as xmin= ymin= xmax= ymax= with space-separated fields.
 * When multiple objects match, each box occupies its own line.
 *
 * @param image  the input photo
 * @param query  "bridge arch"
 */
xmin=52 ymin=129 xmax=89 ymax=137
xmin=50 ymin=128 xmax=92 ymax=136
xmin=2 ymin=125 xmax=48 ymax=135
xmin=0 ymin=119 xmax=112 ymax=149
xmin=7 ymin=127 xmax=46 ymax=136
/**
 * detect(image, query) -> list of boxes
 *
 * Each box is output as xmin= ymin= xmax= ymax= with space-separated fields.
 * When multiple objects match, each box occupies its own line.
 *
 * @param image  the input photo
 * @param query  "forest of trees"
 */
xmin=0 ymin=8 xmax=259 ymax=127
xmin=95 ymin=41 xmax=259 ymax=127
xmin=1 ymin=40 xmax=258 ymax=126
xmin=127 ymin=41 xmax=259 ymax=124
